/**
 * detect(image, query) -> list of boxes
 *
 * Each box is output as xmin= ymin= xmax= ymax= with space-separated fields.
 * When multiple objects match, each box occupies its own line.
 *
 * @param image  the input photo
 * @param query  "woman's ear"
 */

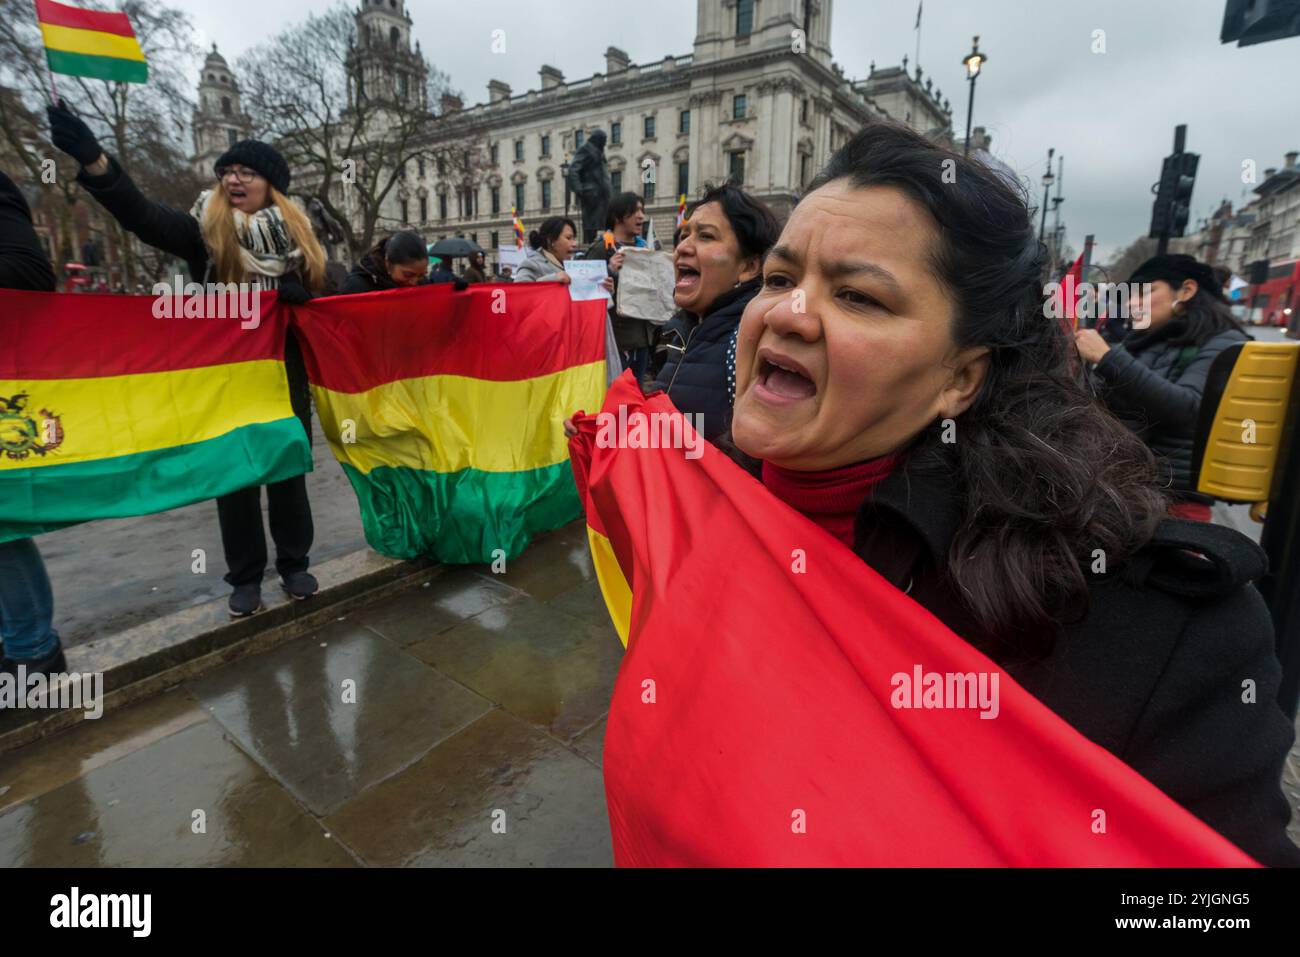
xmin=936 ymin=347 xmax=990 ymax=420
xmin=738 ymin=255 xmax=761 ymax=283
xmin=1179 ymin=278 xmax=1199 ymax=302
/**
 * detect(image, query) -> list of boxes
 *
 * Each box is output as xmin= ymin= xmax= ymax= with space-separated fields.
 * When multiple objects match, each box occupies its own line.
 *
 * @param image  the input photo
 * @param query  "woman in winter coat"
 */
xmin=340 ymin=231 xmax=428 ymax=293
xmin=48 ymin=100 xmax=326 ymax=618
xmin=651 ymin=183 xmax=780 ymax=441
xmin=719 ymin=123 xmax=1299 ymax=865
xmin=1075 ymin=254 xmax=1250 ymax=521
xmin=512 ymin=217 xmax=576 ymax=284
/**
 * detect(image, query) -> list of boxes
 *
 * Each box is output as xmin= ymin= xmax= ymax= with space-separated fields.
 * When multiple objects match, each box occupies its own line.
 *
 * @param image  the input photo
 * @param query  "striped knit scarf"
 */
xmin=191 ymin=190 xmax=304 ymax=287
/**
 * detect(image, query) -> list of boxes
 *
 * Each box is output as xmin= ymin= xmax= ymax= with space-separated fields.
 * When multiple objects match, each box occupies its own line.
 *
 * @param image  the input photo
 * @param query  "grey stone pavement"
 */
xmin=0 ymin=520 xmax=622 ymax=866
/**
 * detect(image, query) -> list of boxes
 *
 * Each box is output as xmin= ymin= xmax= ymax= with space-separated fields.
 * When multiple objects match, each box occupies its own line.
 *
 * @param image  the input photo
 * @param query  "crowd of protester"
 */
xmin=2 ymin=100 xmax=1295 ymax=864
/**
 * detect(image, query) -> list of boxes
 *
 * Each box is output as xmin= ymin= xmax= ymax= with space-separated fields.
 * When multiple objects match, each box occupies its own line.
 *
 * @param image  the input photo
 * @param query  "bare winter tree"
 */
xmin=1107 ymin=236 xmax=1159 ymax=284
xmin=237 ymin=3 xmax=491 ymax=262
xmin=0 ymin=0 xmax=202 ymax=285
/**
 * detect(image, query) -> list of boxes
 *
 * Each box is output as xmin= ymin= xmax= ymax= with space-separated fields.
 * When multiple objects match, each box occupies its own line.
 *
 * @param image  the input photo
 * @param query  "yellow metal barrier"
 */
xmin=1197 ymin=341 xmax=1300 ymax=505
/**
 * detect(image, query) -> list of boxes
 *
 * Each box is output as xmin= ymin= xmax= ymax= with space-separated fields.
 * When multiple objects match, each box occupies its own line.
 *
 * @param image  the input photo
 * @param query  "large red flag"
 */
xmin=569 ymin=372 xmax=1256 ymax=866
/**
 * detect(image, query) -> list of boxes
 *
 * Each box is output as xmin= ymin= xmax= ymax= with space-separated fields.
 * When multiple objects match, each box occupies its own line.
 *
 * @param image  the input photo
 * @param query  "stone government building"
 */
xmin=191 ymin=0 xmax=957 ymax=269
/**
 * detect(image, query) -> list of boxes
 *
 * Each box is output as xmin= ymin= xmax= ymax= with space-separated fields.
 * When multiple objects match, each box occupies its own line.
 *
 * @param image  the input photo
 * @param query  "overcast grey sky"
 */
xmin=179 ymin=0 xmax=1296 ymax=263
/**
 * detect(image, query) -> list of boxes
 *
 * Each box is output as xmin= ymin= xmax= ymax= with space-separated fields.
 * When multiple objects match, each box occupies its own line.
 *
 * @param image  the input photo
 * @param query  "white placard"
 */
xmin=616 ymin=247 xmax=677 ymax=324
xmin=564 ymin=259 xmax=612 ymax=301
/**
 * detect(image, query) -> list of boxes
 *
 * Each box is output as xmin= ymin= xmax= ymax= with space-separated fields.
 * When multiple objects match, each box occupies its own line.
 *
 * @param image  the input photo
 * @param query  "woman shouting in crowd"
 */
xmin=48 ymin=100 xmax=326 ymax=618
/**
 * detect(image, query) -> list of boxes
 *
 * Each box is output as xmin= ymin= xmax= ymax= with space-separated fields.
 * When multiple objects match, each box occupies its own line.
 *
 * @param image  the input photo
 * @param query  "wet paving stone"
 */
xmin=571 ymin=715 xmax=607 ymax=768
xmin=324 ymin=708 xmax=611 ymax=866
xmin=405 ymin=593 xmax=623 ymax=742
xmin=190 ymin=620 xmax=492 ymax=815
xmin=0 ymin=687 xmax=207 ymax=815
xmin=546 ymin=578 xmax=617 ymax=629
xmin=483 ymin=522 xmax=595 ymax=602
xmin=0 ymin=720 xmax=354 ymax=866
xmin=359 ymin=567 xmax=525 ymax=647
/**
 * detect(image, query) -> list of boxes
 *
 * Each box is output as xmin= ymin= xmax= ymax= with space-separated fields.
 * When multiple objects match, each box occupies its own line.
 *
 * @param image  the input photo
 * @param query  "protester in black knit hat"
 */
xmin=1074 ymin=252 xmax=1250 ymax=521
xmin=47 ymin=98 xmax=327 ymax=618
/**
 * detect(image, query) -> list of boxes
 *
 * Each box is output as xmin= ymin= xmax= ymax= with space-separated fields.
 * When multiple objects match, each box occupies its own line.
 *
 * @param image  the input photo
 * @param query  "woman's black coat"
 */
xmin=75 ymin=156 xmax=311 ymax=433
xmin=849 ymin=457 xmax=1300 ymax=866
xmin=340 ymin=252 xmax=396 ymax=294
xmin=1094 ymin=320 xmax=1249 ymax=496
xmin=652 ymin=278 xmax=760 ymax=441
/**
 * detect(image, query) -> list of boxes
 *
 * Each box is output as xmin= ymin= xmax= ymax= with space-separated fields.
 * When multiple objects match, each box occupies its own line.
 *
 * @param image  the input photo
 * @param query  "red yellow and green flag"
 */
xmin=510 ymin=206 xmax=526 ymax=250
xmin=568 ymin=372 xmax=1257 ymax=867
xmin=676 ymin=194 xmax=688 ymax=229
xmin=35 ymin=0 xmax=149 ymax=85
xmin=0 ymin=290 xmax=311 ymax=543
xmin=293 ymin=283 xmax=607 ymax=564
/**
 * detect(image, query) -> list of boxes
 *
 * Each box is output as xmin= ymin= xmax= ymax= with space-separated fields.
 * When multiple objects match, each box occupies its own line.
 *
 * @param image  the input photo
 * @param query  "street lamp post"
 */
xmin=561 ymin=157 xmax=571 ymax=214
xmin=961 ymin=36 xmax=987 ymax=158
xmin=1039 ymin=147 xmax=1055 ymax=246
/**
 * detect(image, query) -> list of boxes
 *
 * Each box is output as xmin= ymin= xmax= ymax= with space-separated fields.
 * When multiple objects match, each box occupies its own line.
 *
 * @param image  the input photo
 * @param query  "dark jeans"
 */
xmin=621 ymin=347 xmax=651 ymax=383
xmin=0 ymin=537 xmax=59 ymax=661
xmin=219 ymin=333 xmax=315 ymax=587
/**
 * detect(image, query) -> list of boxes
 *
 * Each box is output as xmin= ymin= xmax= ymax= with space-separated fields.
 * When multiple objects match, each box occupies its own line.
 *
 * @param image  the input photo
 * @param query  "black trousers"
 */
xmin=218 ymin=331 xmax=315 ymax=587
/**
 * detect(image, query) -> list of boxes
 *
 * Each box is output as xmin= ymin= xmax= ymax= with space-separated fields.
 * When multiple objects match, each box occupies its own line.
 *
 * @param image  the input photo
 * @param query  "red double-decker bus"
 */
xmin=1247 ymin=258 xmax=1299 ymax=329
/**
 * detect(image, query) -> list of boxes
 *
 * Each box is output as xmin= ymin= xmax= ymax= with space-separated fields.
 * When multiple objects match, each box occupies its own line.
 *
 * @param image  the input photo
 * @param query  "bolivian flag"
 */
xmin=293 ymin=282 xmax=606 ymax=564
xmin=36 ymin=0 xmax=148 ymax=84
xmin=568 ymin=372 xmax=1256 ymax=866
xmin=0 ymin=290 xmax=311 ymax=543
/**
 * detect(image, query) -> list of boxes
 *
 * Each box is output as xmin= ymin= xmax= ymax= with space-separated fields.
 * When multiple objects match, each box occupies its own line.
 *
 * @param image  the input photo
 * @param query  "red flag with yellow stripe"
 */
xmin=568 ymin=371 xmax=1257 ymax=867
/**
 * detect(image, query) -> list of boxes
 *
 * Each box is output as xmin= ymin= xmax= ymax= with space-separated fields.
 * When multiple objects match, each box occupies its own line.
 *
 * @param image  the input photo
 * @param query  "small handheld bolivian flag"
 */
xmin=36 ymin=0 xmax=148 ymax=84
xmin=510 ymin=205 xmax=525 ymax=250
xmin=676 ymin=194 xmax=688 ymax=229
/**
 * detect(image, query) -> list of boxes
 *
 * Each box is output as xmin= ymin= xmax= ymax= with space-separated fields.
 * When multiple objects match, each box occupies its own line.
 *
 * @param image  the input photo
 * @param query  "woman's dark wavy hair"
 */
xmin=529 ymin=216 xmax=576 ymax=251
xmin=807 ymin=123 xmax=1169 ymax=656
xmin=1145 ymin=274 xmax=1246 ymax=349
xmin=688 ymin=182 xmax=781 ymax=261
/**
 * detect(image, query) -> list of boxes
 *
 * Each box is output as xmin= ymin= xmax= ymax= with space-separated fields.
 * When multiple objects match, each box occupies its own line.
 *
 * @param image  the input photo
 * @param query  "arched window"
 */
xmin=221 ymin=97 xmax=231 ymax=115
xmin=390 ymin=26 xmax=400 ymax=50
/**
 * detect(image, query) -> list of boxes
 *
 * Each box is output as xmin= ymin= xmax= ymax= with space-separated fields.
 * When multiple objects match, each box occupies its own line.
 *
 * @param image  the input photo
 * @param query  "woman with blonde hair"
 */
xmin=48 ymin=100 xmax=326 ymax=617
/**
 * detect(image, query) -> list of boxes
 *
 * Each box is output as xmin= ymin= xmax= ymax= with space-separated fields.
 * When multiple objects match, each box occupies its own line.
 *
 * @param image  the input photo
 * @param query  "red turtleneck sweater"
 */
xmin=761 ymin=453 xmax=905 ymax=548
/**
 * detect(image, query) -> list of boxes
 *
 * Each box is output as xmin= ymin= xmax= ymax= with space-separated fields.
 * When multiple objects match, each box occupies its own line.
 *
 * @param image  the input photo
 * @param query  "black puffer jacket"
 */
xmin=0 ymin=171 xmax=55 ymax=292
xmin=340 ymin=251 xmax=396 ymax=294
xmin=1094 ymin=320 xmax=1249 ymax=497
xmin=652 ymin=278 xmax=760 ymax=441
xmin=853 ymin=456 xmax=1300 ymax=866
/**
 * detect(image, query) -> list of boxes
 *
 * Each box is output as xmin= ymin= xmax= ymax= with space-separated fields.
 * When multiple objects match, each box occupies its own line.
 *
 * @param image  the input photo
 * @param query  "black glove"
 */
xmin=46 ymin=100 xmax=104 ymax=167
xmin=276 ymin=276 xmax=312 ymax=305
xmin=453 ymin=277 xmax=469 ymax=292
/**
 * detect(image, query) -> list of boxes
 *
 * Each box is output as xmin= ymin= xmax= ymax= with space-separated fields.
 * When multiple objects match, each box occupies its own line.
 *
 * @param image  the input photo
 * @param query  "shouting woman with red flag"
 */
xmin=569 ymin=122 xmax=1299 ymax=867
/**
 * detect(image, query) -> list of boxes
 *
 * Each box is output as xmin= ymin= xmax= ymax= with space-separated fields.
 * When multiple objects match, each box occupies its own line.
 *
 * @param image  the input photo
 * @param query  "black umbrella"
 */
xmin=427 ymin=237 xmax=484 ymax=259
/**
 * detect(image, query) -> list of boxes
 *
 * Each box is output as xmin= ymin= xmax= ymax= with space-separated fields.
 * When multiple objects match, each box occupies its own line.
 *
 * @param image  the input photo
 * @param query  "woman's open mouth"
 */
xmin=755 ymin=351 xmax=817 ymax=402
xmin=675 ymin=264 xmax=700 ymax=291
xmin=228 ymin=187 xmax=248 ymax=205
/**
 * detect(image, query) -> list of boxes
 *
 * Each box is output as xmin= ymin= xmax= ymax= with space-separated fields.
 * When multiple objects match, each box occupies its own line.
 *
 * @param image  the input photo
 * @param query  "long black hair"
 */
xmin=807 ymin=123 xmax=1168 ymax=656
xmin=368 ymin=230 xmax=426 ymax=268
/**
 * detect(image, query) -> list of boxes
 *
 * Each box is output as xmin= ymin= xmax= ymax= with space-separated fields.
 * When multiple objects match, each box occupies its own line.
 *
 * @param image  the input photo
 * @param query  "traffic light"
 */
xmin=1149 ymin=125 xmax=1199 ymax=248
xmin=1221 ymin=0 xmax=1300 ymax=46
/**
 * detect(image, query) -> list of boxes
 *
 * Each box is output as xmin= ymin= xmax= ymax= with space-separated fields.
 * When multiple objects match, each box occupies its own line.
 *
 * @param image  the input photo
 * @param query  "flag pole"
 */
xmin=914 ymin=2 xmax=922 ymax=72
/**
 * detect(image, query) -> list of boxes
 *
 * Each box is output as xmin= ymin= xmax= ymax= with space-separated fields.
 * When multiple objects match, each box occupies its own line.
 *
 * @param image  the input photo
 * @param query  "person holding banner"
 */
xmin=584 ymin=192 xmax=653 ymax=383
xmin=512 ymin=217 xmax=577 ymax=284
xmin=341 ymin=231 xmax=429 ymax=293
xmin=719 ymin=123 xmax=1298 ymax=864
xmin=0 ymin=170 xmax=66 ymax=678
xmin=46 ymin=101 xmax=327 ymax=618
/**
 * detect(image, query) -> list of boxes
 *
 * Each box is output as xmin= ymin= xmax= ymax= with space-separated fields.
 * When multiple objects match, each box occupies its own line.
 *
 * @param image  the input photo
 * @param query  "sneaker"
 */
xmin=229 ymin=583 xmax=263 ymax=618
xmin=281 ymin=571 xmax=318 ymax=601
xmin=1 ymin=642 xmax=67 ymax=678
